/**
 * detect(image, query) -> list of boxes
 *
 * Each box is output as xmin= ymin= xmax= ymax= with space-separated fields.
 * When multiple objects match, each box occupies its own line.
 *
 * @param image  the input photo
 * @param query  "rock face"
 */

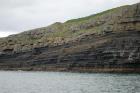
xmin=0 ymin=3 xmax=140 ymax=72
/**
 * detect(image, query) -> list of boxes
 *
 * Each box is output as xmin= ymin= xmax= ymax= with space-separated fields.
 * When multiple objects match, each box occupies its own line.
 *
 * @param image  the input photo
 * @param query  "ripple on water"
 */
xmin=0 ymin=71 xmax=140 ymax=93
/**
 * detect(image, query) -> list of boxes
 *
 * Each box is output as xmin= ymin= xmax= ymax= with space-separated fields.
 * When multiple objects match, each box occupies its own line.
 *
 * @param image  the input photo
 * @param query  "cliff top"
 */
xmin=0 ymin=2 xmax=140 ymax=53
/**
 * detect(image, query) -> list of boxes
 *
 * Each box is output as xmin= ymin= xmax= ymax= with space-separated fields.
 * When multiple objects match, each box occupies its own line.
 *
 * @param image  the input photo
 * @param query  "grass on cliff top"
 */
xmin=66 ymin=5 xmax=129 ymax=23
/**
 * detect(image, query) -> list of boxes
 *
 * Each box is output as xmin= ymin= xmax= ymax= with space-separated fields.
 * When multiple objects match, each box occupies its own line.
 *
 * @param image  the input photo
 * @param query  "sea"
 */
xmin=0 ymin=71 xmax=140 ymax=93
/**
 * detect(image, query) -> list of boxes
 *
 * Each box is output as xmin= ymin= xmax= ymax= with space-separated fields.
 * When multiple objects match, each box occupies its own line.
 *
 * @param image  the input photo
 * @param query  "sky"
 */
xmin=0 ymin=0 xmax=139 ymax=37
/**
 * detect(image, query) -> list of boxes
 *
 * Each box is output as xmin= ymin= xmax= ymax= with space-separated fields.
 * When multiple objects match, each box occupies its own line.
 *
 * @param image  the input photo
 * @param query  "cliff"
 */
xmin=0 ymin=3 xmax=140 ymax=72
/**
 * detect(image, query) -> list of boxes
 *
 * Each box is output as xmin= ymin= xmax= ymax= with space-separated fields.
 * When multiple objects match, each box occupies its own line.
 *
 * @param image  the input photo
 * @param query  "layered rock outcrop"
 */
xmin=0 ymin=3 xmax=140 ymax=72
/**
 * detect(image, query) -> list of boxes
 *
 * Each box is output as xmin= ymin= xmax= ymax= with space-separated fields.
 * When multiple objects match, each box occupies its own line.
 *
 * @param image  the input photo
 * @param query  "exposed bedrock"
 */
xmin=0 ymin=3 xmax=140 ymax=72
xmin=0 ymin=31 xmax=140 ymax=72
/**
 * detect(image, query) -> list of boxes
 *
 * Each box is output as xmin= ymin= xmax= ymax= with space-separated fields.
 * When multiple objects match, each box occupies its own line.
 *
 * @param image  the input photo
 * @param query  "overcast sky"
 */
xmin=0 ymin=0 xmax=139 ymax=37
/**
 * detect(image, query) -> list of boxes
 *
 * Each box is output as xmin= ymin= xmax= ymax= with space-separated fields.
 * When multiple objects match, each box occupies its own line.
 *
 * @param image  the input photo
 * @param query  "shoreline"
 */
xmin=1 ymin=67 xmax=140 ymax=74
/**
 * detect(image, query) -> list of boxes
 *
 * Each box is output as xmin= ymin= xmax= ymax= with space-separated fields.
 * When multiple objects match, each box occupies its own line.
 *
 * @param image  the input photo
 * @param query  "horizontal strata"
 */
xmin=0 ymin=3 xmax=140 ymax=72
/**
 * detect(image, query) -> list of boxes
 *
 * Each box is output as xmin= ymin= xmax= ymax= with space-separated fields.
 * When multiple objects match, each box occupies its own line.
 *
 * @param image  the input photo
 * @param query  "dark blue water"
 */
xmin=0 ymin=71 xmax=140 ymax=93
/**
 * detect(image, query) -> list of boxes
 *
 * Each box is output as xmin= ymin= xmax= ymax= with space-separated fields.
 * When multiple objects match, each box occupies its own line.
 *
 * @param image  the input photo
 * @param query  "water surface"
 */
xmin=0 ymin=71 xmax=140 ymax=93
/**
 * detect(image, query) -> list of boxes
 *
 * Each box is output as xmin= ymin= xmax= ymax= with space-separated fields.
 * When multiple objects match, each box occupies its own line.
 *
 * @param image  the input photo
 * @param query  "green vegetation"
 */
xmin=66 ymin=5 xmax=129 ymax=23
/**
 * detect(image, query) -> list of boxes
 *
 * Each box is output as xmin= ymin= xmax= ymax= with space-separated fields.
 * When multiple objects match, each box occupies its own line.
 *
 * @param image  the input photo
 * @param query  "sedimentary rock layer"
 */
xmin=0 ymin=3 xmax=140 ymax=72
